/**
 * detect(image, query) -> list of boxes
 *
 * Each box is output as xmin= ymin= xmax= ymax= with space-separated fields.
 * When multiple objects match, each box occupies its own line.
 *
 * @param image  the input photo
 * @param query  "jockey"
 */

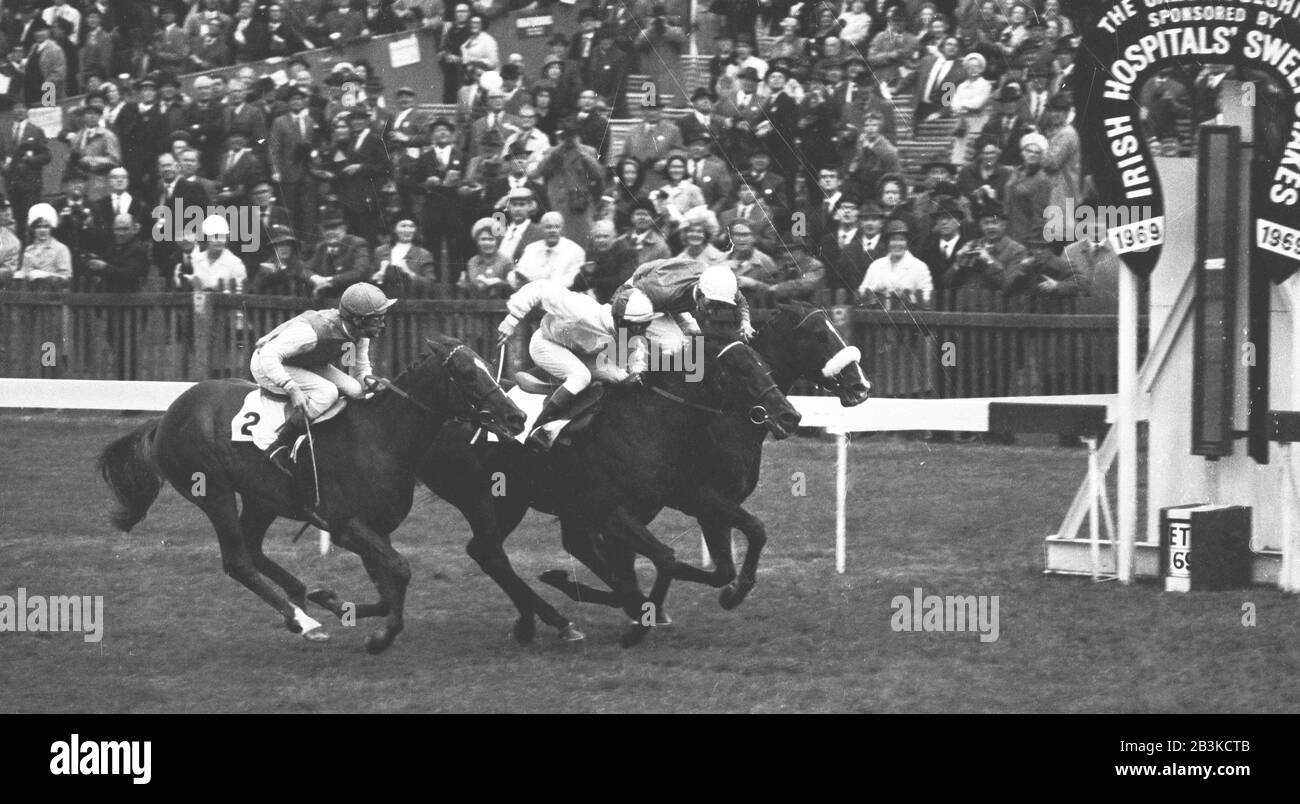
xmin=610 ymin=257 xmax=754 ymax=356
xmin=497 ymin=279 xmax=658 ymax=448
xmin=250 ymin=282 xmax=397 ymax=475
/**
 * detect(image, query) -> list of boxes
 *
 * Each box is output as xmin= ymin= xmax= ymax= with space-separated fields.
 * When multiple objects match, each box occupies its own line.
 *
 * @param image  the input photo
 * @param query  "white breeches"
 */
xmin=529 ymin=330 xmax=626 ymax=394
xmin=251 ymin=355 xmax=364 ymax=420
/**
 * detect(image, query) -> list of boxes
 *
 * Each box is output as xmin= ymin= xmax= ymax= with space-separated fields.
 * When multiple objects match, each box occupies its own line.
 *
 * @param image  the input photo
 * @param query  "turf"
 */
xmin=1 ymin=416 xmax=1297 ymax=713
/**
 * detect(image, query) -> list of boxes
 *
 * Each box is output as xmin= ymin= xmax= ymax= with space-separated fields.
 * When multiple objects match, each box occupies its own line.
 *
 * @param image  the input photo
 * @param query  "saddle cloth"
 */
xmin=231 ymin=389 xmax=346 ymax=450
xmin=485 ymin=384 xmax=603 ymax=446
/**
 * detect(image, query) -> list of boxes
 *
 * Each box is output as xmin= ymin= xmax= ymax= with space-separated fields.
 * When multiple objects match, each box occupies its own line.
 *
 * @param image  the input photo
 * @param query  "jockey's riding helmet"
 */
xmin=619 ymin=287 xmax=661 ymax=323
xmin=340 ymin=282 xmax=398 ymax=317
xmin=696 ymin=265 xmax=739 ymax=305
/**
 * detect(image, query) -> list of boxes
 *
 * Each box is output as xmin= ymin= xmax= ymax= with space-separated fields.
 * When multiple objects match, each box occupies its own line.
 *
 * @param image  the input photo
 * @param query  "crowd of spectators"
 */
xmin=0 ymin=0 xmax=1259 ymax=316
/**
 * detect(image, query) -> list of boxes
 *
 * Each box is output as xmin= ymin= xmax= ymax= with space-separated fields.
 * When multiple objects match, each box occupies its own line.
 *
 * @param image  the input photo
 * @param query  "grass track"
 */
xmin=2 ymin=417 xmax=1298 ymax=713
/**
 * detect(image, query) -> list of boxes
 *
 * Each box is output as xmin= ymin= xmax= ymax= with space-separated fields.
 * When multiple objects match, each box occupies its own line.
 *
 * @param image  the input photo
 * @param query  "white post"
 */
xmin=701 ymin=534 xmax=712 ymax=568
xmin=1117 ymin=265 xmax=1139 ymax=583
xmin=1283 ymin=281 xmax=1300 ymax=592
xmin=319 ymin=529 xmax=330 ymax=557
xmin=1086 ymin=437 xmax=1101 ymax=581
xmin=836 ymin=431 xmax=848 ymax=574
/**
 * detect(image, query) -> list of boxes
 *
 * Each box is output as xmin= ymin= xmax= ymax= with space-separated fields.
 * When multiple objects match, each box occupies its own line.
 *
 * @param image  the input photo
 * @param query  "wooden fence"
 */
xmin=0 ymin=290 xmax=1131 ymax=399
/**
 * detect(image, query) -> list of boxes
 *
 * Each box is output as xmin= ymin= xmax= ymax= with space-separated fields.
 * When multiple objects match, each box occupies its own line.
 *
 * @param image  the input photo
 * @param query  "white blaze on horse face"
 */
xmin=292 ymin=605 xmax=323 ymax=635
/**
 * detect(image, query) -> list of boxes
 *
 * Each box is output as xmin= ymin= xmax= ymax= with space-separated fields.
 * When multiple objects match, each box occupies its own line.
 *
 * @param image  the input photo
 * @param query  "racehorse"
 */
xmin=537 ymin=302 xmax=870 ymax=620
xmin=415 ymin=335 xmax=804 ymax=647
xmin=98 ymin=335 xmax=525 ymax=653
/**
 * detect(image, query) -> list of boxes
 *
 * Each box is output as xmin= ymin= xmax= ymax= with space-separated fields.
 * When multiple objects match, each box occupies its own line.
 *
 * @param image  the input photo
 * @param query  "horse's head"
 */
xmin=704 ymin=337 xmax=802 ymax=440
xmin=761 ymin=303 xmax=871 ymax=407
xmin=426 ymin=336 xmax=527 ymax=438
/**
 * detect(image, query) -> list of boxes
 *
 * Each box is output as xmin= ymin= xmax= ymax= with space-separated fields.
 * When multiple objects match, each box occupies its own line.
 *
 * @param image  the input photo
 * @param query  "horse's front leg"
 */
xmin=341 ymin=517 xmax=410 ymax=654
xmin=689 ymin=489 xmax=766 ymax=610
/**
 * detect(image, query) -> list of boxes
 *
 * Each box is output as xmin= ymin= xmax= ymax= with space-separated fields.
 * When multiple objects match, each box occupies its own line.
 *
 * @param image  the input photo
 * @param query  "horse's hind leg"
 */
xmin=644 ymin=516 xmax=740 ymax=620
xmin=463 ymin=498 xmax=581 ymax=645
xmin=341 ymin=517 xmax=409 ymax=654
xmin=203 ymin=493 xmax=326 ymax=641
xmin=239 ymin=500 xmax=307 ymax=608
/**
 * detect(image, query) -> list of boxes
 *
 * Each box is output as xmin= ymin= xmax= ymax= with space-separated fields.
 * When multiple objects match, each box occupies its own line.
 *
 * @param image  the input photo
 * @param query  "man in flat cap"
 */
xmin=24 ymin=17 xmax=66 ymax=104
xmin=217 ymin=126 xmax=265 ymax=205
xmin=333 ymin=106 xmax=390 ymax=246
xmin=268 ymin=84 xmax=320 ymax=239
xmin=411 ymin=116 xmax=470 ymax=282
xmin=116 ymin=74 xmax=170 ymax=197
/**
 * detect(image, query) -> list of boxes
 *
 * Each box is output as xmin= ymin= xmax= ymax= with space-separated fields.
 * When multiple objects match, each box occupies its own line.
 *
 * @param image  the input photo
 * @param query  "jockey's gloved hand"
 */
xmin=286 ymin=384 xmax=310 ymax=416
xmin=741 ymin=322 xmax=757 ymax=341
xmin=496 ymin=330 xmax=510 ymax=348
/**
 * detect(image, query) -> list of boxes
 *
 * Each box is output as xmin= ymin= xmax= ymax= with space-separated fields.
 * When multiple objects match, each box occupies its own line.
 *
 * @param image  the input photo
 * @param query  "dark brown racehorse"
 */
xmin=539 ymin=302 xmax=871 ymax=621
xmin=417 ymin=336 xmax=804 ymax=647
xmin=98 ymin=335 xmax=525 ymax=653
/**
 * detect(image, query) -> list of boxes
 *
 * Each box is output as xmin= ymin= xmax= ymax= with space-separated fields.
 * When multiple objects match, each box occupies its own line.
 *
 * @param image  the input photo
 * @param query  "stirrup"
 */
xmin=267 ymin=445 xmax=295 ymax=478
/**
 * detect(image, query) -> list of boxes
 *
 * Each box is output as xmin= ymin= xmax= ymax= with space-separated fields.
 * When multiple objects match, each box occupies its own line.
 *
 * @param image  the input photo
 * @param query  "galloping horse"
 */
xmin=540 ymin=302 xmax=871 ymax=619
xmin=417 ymin=336 xmax=804 ymax=647
xmin=98 ymin=335 xmax=525 ymax=653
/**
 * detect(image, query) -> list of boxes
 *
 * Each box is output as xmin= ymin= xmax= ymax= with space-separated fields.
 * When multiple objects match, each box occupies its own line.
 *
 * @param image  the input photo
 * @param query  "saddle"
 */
xmin=230 ymin=388 xmax=346 ymax=450
xmin=492 ymin=374 xmax=605 ymax=448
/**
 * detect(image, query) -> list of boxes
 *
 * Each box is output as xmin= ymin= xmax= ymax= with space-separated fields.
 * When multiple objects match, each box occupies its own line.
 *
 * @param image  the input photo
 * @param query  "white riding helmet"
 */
xmin=340 ymin=282 xmax=398 ymax=317
xmin=697 ymin=265 xmax=738 ymax=304
xmin=620 ymin=288 xmax=660 ymax=323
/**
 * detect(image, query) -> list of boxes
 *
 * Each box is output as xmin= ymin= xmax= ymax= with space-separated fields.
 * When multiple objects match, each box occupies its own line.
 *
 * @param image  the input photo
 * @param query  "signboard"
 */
xmin=1078 ymin=1 xmax=1300 ymax=281
xmin=515 ymin=15 xmax=553 ymax=38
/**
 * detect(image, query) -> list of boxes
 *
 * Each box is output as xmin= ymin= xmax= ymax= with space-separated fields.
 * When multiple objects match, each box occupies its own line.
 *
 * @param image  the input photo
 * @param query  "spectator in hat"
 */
xmin=1010 ymin=233 xmax=1080 ymax=302
xmin=15 ymin=203 xmax=72 ymax=290
xmin=500 ymin=106 xmax=550 ymax=171
xmin=360 ymin=0 xmax=404 ymax=35
xmin=240 ymin=181 xmax=292 ymax=278
xmin=460 ymin=216 xmax=512 ymax=298
xmin=835 ymin=200 xmax=888 ymax=294
xmin=978 ymin=82 xmax=1031 ymax=165
xmin=1003 ymin=130 xmax=1053 ymax=245
xmin=572 ymin=219 xmax=637 ymax=303
xmin=570 ymin=90 xmax=610 ymax=161
xmin=224 ymin=79 xmax=269 ymax=153
xmin=269 ymin=85 xmax=321 ymax=239
xmin=372 ymin=217 xmax=437 ymax=297
xmin=857 ymin=111 xmax=901 ymax=182
xmin=950 ymin=198 xmax=1028 ymax=301
xmin=263 ymin=3 xmax=307 ymax=57
xmin=913 ymin=34 xmax=960 ymax=128
xmin=796 ymin=76 xmax=840 ymax=194
xmin=860 ymin=218 xmax=932 ymax=305
xmin=1020 ymin=64 xmax=1054 ymax=126
xmin=79 ymin=9 xmax=116 ymax=90
xmin=217 ymin=127 xmax=265 ymax=205
xmin=468 ymin=90 xmax=518 ymax=158
xmin=333 ymin=107 xmax=390 ymax=246
xmin=0 ymin=44 xmax=26 ymax=110
xmin=917 ymin=194 xmax=971 ymax=305
xmin=491 ymin=140 xmax=545 ymax=210
xmin=568 ymin=9 xmax=604 ymax=74
xmin=705 ymin=31 xmax=735 ymax=96
xmin=157 ymin=74 xmax=189 ymax=134
xmin=1050 ymin=36 xmax=1077 ymax=100
xmin=304 ymin=211 xmax=370 ymax=298
xmin=716 ymin=174 xmax=780 ymax=252
xmin=717 ymin=65 xmax=766 ymax=157
xmin=412 ymin=116 xmax=470 ymax=281
xmin=511 ymin=210 xmax=585 ymax=289
xmin=230 ymin=0 xmax=266 ymax=62
xmin=150 ymin=3 xmax=189 ymax=72
xmin=187 ymin=9 xmax=233 ymax=70
xmin=250 ymin=225 xmax=301 ymax=295
xmin=65 ymin=104 xmax=121 ymax=202
xmin=619 ymin=97 xmax=683 ymax=173
xmin=588 ymin=30 xmax=633 ymax=117
xmin=733 ymin=146 xmax=785 ymax=216
xmin=320 ymin=0 xmax=367 ymax=43
xmin=618 ymin=198 xmax=673 ymax=265
xmin=24 ymin=17 xmax=66 ymax=104
xmin=0 ymin=99 xmax=50 ymax=242
xmin=181 ymin=76 xmax=226 ymax=178
xmin=609 ymin=156 xmax=650 ymax=231
xmin=385 ymin=86 xmax=430 ymax=152
xmin=803 ymin=166 xmax=847 ymax=249
xmin=678 ymin=89 xmax=729 ymax=151
xmin=1062 ymin=221 xmax=1121 ymax=315
xmin=537 ymin=119 xmax=606 ymax=246
xmin=723 ymin=218 xmax=778 ymax=295
xmin=439 ymin=3 xmax=474 ymax=103
xmin=52 ymin=175 xmax=94 ymax=266
xmin=1041 ymin=93 xmax=1080 ymax=209
xmin=116 ymin=75 xmax=169 ymax=197
xmin=497 ymin=186 xmax=544 ymax=262
xmin=866 ymin=8 xmax=919 ymax=92
xmin=92 ymin=166 xmax=149 ymax=241
xmin=757 ymin=62 xmax=800 ymax=208
xmin=950 ymin=51 xmax=993 ymax=165
xmin=634 ymin=13 xmax=689 ymax=109
xmin=767 ymin=15 xmax=806 ymax=61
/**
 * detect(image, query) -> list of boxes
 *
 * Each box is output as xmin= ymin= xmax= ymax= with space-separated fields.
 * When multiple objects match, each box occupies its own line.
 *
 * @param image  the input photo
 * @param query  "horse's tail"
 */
xmin=98 ymin=419 xmax=163 ymax=532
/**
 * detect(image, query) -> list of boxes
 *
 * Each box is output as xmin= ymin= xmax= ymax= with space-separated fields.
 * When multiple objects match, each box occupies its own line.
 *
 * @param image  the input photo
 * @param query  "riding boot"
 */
xmin=264 ymin=419 xmax=307 ymax=478
xmin=527 ymin=386 xmax=578 ymax=450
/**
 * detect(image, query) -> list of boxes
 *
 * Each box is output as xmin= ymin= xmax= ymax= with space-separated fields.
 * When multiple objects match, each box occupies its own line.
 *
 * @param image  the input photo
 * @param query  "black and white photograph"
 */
xmin=0 ymin=0 xmax=1296 ymax=774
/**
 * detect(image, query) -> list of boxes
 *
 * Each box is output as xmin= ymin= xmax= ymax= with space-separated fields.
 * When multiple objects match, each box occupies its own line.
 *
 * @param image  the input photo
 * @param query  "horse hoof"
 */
xmin=302 ymin=627 xmax=330 ymax=643
xmin=512 ymin=618 xmax=536 ymax=645
xmin=364 ymin=631 xmax=393 ymax=654
xmin=719 ymin=582 xmax=753 ymax=610
xmin=620 ymin=622 xmax=650 ymax=649
xmin=538 ymin=569 xmax=570 ymax=588
xmin=558 ymin=623 xmax=585 ymax=643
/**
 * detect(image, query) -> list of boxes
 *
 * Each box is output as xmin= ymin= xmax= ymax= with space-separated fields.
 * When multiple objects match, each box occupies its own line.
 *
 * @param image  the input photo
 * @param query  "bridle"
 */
xmin=652 ymin=341 xmax=784 ymax=426
xmin=369 ymin=343 xmax=511 ymax=426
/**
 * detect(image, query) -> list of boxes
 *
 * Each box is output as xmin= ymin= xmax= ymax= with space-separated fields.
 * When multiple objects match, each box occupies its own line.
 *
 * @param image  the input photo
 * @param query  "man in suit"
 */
xmin=617 ymin=198 xmax=672 ymax=265
xmin=468 ymin=91 xmax=519 ymax=159
xmin=733 ymin=147 xmax=786 ymax=221
xmin=716 ymin=66 xmax=765 ymax=157
xmin=835 ymin=200 xmax=888 ymax=295
xmin=223 ymin=78 xmax=269 ymax=154
xmin=0 ymin=99 xmax=50 ymax=240
xmin=413 ymin=117 xmax=471 ymax=282
xmin=93 ymin=167 xmax=150 ymax=234
xmin=238 ymin=180 xmax=292 ymax=284
xmin=865 ymin=8 xmax=919 ymax=93
xmin=65 ymin=103 xmax=120 ymax=202
xmin=182 ymin=76 xmax=227 ymax=179
xmin=979 ymin=82 xmax=1031 ymax=166
xmin=115 ymin=74 xmax=170 ymax=198
xmin=486 ymin=141 xmax=545 ymax=213
xmin=916 ymin=195 xmax=970 ymax=306
xmin=568 ymin=9 xmax=604 ymax=78
xmin=384 ymin=86 xmax=428 ymax=153
xmin=801 ymin=166 xmax=845 ymax=252
xmin=618 ymin=98 xmax=682 ymax=174
xmin=267 ymin=85 xmax=319 ymax=241
xmin=1020 ymin=67 xmax=1054 ymax=129
xmin=303 ymin=211 xmax=371 ymax=299
xmin=24 ymin=18 xmax=66 ymax=104
xmin=152 ymin=152 xmax=209 ymax=276
xmin=571 ymin=90 xmax=610 ymax=162
xmin=216 ymin=127 xmax=265 ymax=206
xmin=682 ymin=134 xmax=732 ymax=212
xmin=677 ymin=89 xmax=730 ymax=152
xmin=78 ymin=8 xmax=115 ymax=90
xmin=496 ymin=186 xmax=545 ymax=263
xmin=587 ymin=32 xmax=632 ymax=118
xmin=913 ymin=35 xmax=960 ymax=128
xmin=816 ymin=194 xmax=860 ymax=278
xmin=717 ymin=181 xmax=780 ymax=255
xmin=334 ymin=107 xmax=390 ymax=247
xmin=958 ymin=135 xmax=1014 ymax=205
